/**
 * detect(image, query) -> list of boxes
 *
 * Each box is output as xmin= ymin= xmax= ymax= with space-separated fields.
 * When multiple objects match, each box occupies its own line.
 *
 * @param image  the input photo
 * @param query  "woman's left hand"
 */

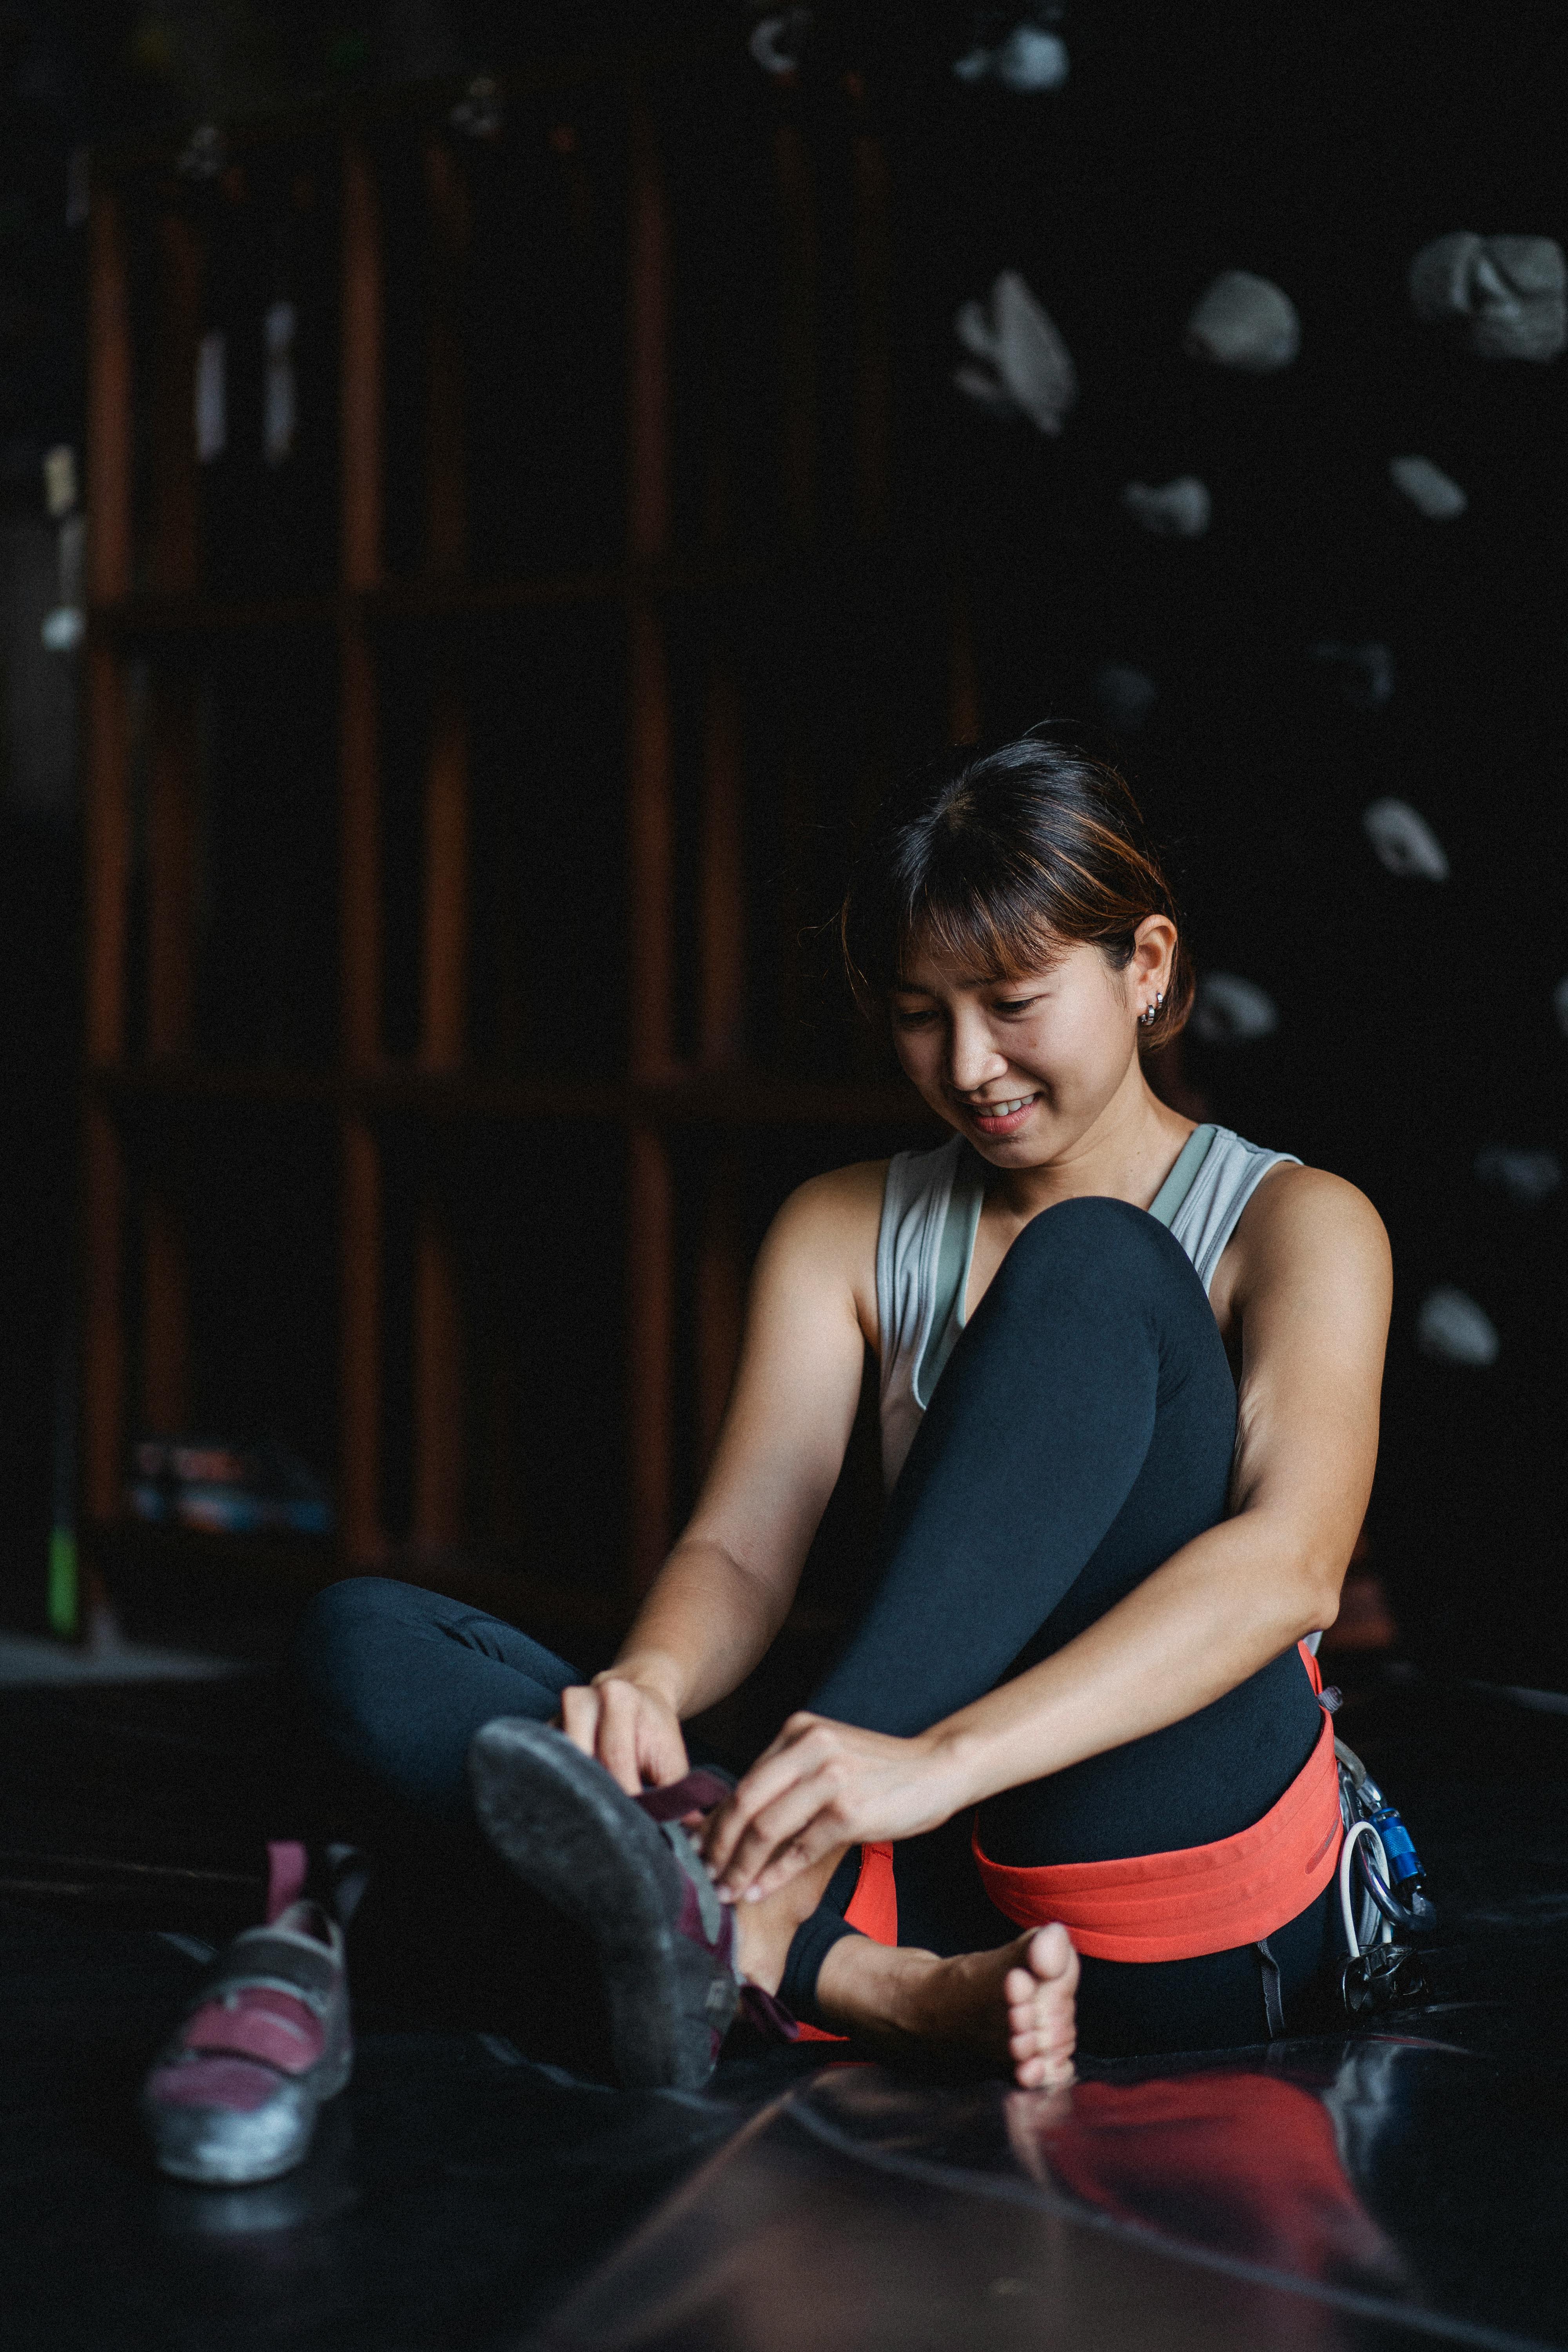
xmin=697 ymin=1711 xmax=971 ymax=1906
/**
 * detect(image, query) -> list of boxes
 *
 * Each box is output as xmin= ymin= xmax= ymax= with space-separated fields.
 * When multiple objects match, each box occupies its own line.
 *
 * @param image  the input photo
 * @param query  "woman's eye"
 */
xmin=893 ymin=1008 xmax=938 ymax=1028
xmin=994 ymin=997 xmax=1039 ymax=1016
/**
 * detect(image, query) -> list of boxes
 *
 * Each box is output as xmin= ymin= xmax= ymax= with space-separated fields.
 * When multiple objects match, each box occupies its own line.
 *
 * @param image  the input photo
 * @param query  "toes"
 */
xmin=1013 ymin=2049 xmax=1075 ymax=2089
xmin=1027 ymin=1923 xmax=1079 ymax=1988
xmin=1012 ymin=2022 xmax=1074 ymax=2063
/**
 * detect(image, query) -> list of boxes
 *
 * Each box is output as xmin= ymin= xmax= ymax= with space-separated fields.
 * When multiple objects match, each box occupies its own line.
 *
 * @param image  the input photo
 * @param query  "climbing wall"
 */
xmin=748 ymin=0 xmax=1568 ymax=1679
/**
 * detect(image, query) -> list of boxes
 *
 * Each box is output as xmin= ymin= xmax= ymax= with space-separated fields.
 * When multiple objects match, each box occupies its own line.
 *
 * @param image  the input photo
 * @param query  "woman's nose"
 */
xmin=947 ymin=1021 xmax=1007 ymax=1092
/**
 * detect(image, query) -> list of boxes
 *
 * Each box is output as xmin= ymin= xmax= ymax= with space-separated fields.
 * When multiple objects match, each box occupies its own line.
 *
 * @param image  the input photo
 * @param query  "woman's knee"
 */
xmin=294 ymin=1577 xmax=414 ymax=1720
xmin=989 ymin=1194 xmax=1201 ymax=1316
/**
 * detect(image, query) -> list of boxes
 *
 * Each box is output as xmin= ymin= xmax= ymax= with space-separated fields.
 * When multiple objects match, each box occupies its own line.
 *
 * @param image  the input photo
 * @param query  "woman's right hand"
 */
xmin=558 ymin=1671 xmax=689 ymax=1797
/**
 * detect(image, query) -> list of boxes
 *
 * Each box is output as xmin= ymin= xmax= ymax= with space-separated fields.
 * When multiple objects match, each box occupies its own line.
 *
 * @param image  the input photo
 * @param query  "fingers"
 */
xmin=593 ymin=1677 xmax=648 ymax=1793
xmin=558 ymin=1684 xmax=602 ymax=1760
xmin=635 ymin=1703 xmax=690 ymax=1792
xmin=736 ymin=1816 xmax=844 ymax=1904
xmin=712 ymin=1763 xmax=851 ymax=1902
xmin=558 ymin=1679 xmax=682 ymax=1798
xmin=699 ymin=1717 xmax=835 ymax=1883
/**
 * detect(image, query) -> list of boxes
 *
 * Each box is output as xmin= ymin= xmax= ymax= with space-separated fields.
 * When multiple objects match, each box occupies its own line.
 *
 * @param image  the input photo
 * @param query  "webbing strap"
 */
xmin=1256 ymin=1936 xmax=1285 ymax=2038
xmin=794 ymin=1843 xmax=898 ymax=2046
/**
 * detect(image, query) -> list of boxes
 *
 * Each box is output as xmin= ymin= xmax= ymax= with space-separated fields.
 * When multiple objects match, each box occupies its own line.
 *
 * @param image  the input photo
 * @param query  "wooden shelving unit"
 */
xmin=79 ymin=50 xmax=960 ymax=1640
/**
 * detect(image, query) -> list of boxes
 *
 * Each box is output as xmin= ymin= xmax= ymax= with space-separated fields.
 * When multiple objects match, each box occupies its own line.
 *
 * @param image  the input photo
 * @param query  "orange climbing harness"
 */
xmin=972 ymin=1644 xmax=1343 ymax=1962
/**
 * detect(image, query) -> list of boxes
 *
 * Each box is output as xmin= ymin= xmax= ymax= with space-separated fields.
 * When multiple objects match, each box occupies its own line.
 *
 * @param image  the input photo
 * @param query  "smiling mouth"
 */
xmin=962 ymin=1093 xmax=1039 ymax=1130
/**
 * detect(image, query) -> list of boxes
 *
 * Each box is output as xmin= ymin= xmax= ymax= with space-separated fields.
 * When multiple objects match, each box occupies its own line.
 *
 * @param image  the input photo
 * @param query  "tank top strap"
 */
xmin=1147 ymin=1124 xmax=1218 ymax=1228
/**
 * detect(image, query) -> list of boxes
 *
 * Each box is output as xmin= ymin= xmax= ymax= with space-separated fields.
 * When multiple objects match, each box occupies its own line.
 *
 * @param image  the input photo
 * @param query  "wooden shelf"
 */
xmin=91 ymin=592 xmax=338 ymax=641
xmin=92 ymin=1058 xmax=935 ymax=1130
xmin=79 ymin=65 xmax=951 ymax=1621
xmin=91 ymin=541 xmax=916 ymax=641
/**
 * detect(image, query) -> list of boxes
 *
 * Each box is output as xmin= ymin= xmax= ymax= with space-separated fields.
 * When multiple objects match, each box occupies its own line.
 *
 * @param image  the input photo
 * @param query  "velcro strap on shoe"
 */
xmin=181 ymin=1987 xmax=325 ymax=2074
xmin=217 ymin=1929 xmax=341 ymax=2009
xmin=634 ymin=1768 xmax=736 ymax=1822
xmin=265 ymin=1840 xmax=309 ymax=1923
xmin=147 ymin=2056 xmax=282 ymax=2113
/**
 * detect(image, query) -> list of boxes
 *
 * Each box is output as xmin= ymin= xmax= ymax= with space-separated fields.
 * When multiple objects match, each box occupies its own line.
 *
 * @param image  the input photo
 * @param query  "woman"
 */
xmin=299 ymin=725 xmax=1390 ymax=2089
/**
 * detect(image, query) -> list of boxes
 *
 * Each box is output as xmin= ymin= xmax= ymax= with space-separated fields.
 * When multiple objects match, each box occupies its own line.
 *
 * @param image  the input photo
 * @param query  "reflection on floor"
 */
xmin=3 ymin=1663 xmax=1566 ymax=2350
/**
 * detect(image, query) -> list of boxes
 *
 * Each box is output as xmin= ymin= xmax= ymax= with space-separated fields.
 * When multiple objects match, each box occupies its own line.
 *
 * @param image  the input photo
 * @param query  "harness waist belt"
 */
xmin=973 ymin=1659 xmax=1342 ymax=1964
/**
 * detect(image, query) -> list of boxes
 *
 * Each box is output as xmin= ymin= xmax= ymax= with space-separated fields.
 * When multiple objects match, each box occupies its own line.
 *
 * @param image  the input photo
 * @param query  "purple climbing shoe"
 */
xmin=468 ymin=1720 xmax=797 ymax=2091
xmin=140 ymin=1842 xmax=353 ymax=2185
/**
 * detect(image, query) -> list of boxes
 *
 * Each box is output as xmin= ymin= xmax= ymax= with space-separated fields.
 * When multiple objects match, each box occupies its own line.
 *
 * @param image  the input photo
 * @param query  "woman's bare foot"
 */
xmin=816 ymin=1921 xmax=1079 ymax=2088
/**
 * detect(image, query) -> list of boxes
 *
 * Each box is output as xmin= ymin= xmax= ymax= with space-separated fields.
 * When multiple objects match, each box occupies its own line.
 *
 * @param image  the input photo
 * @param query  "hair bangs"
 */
xmin=892 ymin=870 xmax=1067 ymax=989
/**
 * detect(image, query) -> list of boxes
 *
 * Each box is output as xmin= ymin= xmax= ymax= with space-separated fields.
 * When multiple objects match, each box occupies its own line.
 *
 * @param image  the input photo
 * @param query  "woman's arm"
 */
xmin=701 ymin=1166 xmax=1393 ymax=1899
xmin=559 ymin=1161 xmax=883 ymax=1793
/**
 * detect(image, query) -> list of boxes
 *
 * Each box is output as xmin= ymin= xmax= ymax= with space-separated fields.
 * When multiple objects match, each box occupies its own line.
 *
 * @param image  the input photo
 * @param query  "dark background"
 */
xmin=2 ymin=1 xmax=1565 ymax=1681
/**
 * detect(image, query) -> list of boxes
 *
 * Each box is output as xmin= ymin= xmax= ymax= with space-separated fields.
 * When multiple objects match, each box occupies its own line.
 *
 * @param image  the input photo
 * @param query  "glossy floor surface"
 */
xmin=4 ymin=1662 xmax=1567 ymax=2350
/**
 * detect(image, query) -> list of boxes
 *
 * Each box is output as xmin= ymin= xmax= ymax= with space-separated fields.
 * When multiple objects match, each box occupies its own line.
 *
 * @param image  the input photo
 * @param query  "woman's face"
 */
xmin=889 ymin=920 xmax=1174 ymax=1166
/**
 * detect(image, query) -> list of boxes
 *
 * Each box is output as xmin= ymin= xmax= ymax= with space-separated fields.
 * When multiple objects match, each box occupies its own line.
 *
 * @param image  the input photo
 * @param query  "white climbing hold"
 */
xmin=1120 ymin=477 xmax=1211 ymax=538
xmin=749 ymin=9 xmax=810 ymax=76
xmin=1409 ymin=232 xmax=1567 ymax=362
xmin=1416 ymin=1287 xmax=1499 ymax=1367
xmin=1475 ymin=1147 xmax=1563 ymax=1204
xmin=1091 ymin=663 xmax=1157 ymax=732
xmin=1363 ymin=798 xmax=1449 ymax=880
xmin=1191 ymin=973 xmax=1278 ymax=1044
xmin=954 ymin=270 xmax=1078 ymax=435
xmin=1312 ymin=642 xmax=1396 ymax=709
xmin=1183 ymin=272 xmax=1300 ymax=372
xmin=1389 ymin=456 xmax=1468 ymax=521
xmin=1552 ymin=975 xmax=1568 ymax=1036
xmin=955 ymin=25 xmax=1069 ymax=89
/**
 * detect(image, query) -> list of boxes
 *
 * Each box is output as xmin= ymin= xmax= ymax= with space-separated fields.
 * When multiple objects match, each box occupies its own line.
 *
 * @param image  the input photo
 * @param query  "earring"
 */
xmin=1140 ymin=990 xmax=1165 ymax=1027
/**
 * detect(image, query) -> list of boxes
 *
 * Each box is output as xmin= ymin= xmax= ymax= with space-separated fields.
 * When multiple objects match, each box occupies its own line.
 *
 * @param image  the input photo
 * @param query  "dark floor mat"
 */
xmin=534 ymin=2047 xmax=1568 ymax=2352
xmin=4 ymin=1663 xmax=1567 ymax=2348
xmin=0 ymin=1898 xmax=831 ymax=2352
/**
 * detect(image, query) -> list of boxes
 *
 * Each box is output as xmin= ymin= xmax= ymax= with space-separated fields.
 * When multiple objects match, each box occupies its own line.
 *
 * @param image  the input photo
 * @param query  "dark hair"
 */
xmin=839 ymin=722 xmax=1193 ymax=1053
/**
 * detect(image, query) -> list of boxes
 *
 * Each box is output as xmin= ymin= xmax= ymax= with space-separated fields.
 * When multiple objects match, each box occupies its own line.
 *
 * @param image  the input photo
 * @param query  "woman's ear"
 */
xmin=1131 ymin=913 xmax=1178 ymax=995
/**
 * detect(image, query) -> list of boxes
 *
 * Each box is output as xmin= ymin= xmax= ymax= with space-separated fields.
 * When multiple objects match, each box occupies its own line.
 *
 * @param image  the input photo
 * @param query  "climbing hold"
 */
xmin=954 ymin=24 xmax=1069 ymax=90
xmin=1475 ymin=1147 xmax=1563 ymax=1204
xmin=1389 ymin=456 xmax=1468 ymax=521
xmin=263 ymin=302 xmax=296 ymax=468
xmin=1409 ymin=232 xmax=1566 ymax=361
xmin=1551 ymin=976 xmax=1568 ymax=1036
xmin=1416 ymin=1287 xmax=1499 ymax=1367
xmin=749 ymin=10 xmax=811 ymax=77
xmin=1120 ymin=477 xmax=1211 ymax=537
xmin=1091 ymin=663 xmax=1157 ymax=732
xmin=954 ymin=270 xmax=1077 ymax=435
xmin=1363 ymin=798 xmax=1448 ymax=880
xmin=1184 ymin=272 xmax=1300 ymax=371
xmin=1312 ymin=643 xmax=1396 ymax=710
xmin=1191 ymin=973 xmax=1278 ymax=1044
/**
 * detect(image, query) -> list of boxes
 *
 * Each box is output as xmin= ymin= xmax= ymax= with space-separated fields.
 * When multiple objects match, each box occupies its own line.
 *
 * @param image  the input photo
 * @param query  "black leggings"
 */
xmin=297 ymin=1196 xmax=1338 ymax=2058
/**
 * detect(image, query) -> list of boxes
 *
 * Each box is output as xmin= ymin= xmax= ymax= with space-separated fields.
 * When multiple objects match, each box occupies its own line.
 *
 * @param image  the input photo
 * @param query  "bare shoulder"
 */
xmin=1239 ymin=1161 xmax=1389 ymax=1257
xmin=756 ymin=1158 xmax=889 ymax=1336
xmin=1227 ymin=1161 xmax=1392 ymax=1315
xmin=769 ymin=1157 xmax=889 ymax=1240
